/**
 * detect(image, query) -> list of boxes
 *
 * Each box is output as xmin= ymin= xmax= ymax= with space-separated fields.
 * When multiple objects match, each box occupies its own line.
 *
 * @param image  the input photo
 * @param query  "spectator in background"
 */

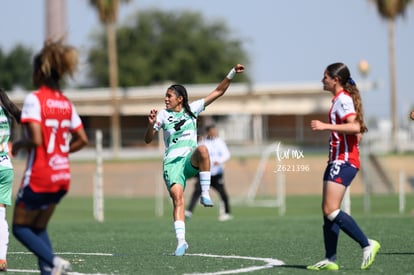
xmin=185 ymin=124 xmax=233 ymax=221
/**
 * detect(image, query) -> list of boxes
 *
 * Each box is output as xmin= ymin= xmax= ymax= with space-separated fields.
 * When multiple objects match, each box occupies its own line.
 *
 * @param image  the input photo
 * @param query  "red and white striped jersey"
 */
xmin=20 ymin=86 xmax=83 ymax=193
xmin=328 ymin=90 xmax=360 ymax=168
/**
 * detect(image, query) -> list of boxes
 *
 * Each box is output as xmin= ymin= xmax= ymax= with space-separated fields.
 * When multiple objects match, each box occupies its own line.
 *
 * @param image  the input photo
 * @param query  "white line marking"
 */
xmin=7 ymin=270 xmax=111 ymax=275
xmin=9 ymin=252 xmax=113 ymax=256
xmin=8 ymin=251 xmax=284 ymax=275
xmin=6 ymin=269 xmax=39 ymax=273
xmin=8 ymin=252 xmax=115 ymax=275
xmin=184 ymin=253 xmax=285 ymax=275
xmin=57 ymin=252 xmax=114 ymax=256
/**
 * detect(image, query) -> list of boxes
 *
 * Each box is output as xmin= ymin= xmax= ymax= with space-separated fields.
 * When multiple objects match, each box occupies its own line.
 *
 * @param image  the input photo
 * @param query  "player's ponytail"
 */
xmin=326 ymin=63 xmax=368 ymax=133
xmin=33 ymin=38 xmax=78 ymax=89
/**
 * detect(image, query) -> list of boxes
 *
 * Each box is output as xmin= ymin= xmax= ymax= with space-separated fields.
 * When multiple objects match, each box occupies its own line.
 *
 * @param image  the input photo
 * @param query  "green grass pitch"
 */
xmin=6 ymin=194 xmax=414 ymax=274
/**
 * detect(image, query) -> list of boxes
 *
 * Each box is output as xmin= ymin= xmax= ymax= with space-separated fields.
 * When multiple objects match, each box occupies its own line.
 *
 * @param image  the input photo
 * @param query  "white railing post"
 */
xmin=94 ymin=129 xmax=104 ymax=222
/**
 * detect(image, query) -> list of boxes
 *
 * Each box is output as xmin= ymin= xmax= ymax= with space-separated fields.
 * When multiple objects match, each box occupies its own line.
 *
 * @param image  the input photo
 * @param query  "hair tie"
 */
xmin=348 ymin=77 xmax=355 ymax=86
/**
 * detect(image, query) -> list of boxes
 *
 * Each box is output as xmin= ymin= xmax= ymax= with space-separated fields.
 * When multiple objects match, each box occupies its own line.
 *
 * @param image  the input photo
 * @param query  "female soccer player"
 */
xmin=11 ymin=39 xmax=88 ymax=275
xmin=307 ymin=62 xmax=380 ymax=270
xmin=144 ymin=64 xmax=244 ymax=256
xmin=0 ymin=89 xmax=22 ymax=271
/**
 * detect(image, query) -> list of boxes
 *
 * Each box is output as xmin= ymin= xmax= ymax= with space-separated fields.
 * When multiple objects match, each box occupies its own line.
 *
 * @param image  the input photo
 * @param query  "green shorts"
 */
xmin=163 ymin=154 xmax=199 ymax=191
xmin=0 ymin=169 xmax=14 ymax=206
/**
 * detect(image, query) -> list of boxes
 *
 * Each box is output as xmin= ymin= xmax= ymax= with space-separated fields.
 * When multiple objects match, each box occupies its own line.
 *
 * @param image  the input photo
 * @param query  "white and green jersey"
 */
xmin=154 ymin=99 xmax=205 ymax=162
xmin=0 ymin=106 xmax=12 ymax=170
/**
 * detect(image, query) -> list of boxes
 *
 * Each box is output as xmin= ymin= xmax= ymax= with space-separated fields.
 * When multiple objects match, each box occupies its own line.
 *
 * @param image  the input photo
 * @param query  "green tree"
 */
xmin=370 ymin=0 xmax=412 ymax=151
xmin=89 ymin=0 xmax=131 ymax=156
xmin=0 ymin=45 xmax=33 ymax=91
xmin=88 ymin=9 xmax=249 ymax=87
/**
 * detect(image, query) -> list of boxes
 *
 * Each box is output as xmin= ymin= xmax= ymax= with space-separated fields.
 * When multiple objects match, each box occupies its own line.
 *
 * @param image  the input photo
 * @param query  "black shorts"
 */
xmin=15 ymin=185 xmax=67 ymax=210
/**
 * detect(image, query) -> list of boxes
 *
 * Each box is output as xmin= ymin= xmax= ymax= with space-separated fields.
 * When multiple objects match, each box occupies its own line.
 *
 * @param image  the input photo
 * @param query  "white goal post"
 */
xmin=245 ymin=142 xmax=286 ymax=215
xmin=93 ymin=129 xmax=104 ymax=222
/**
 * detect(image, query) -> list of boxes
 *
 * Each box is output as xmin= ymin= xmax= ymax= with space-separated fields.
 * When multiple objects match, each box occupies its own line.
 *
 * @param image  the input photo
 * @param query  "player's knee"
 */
xmin=325 ymin=209 xmax=340 ymax=221
xmin=197 ymin=145 xmax=209 ymax=160
xmin=171 ymin=194 xmax=184 ymax=207
xmin=198 ymin=145 xmax=208 ymax=155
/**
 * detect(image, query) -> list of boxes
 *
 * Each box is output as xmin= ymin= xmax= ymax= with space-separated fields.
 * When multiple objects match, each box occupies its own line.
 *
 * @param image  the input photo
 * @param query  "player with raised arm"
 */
xmin=144 ymin=64 xmax=244 ymax=256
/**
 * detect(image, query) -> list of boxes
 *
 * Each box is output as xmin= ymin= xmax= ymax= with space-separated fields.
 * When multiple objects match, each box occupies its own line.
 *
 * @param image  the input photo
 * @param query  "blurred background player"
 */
xmin=185 ymin=124 xmax=233 ymax=221
xmin=11 ymin=39 xmax=88 ymax=275
xmin=0 ymin=88 xmax=21 ymax=271
xmin=144 ymin=64 xmax=244 ymax=256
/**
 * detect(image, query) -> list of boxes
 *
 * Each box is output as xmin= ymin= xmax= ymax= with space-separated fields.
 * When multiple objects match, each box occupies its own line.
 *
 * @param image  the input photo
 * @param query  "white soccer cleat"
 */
xmin=52 ymin=256 xmax=72 ymax=275
xmin=200 ymin=195 xmax=214 ymax=207
xmin=307 ymin=259 xmax=339 ymax=270
xmin=361 ymin=239 xmax=381 ymax=270
xmin=185 ymin=210 xmax=192 ymax=219
xmin=218 ymin=213 xmax=233 ymax=222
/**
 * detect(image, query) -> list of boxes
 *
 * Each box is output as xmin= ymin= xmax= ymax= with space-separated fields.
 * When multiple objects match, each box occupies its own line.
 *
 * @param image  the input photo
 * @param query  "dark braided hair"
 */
xmin=326 ymin=63 xmax=368 ymax=133
xmin=169 ymin=84 xmax=197 ymax=119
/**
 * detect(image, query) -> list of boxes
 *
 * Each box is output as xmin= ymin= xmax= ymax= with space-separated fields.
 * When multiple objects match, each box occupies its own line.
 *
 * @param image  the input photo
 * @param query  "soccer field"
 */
xmin=6 ymin=195 xmax=414 ymax=275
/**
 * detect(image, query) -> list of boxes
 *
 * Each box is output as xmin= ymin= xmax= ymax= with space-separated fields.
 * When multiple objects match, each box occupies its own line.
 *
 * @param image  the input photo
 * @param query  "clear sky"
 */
xmin=1 ymin=0 xmax=414 ymax=121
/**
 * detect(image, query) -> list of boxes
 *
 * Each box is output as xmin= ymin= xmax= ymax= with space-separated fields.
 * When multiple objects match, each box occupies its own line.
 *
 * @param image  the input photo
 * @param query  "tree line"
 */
xmin=0 ymin=8 xmax=249 ymax=92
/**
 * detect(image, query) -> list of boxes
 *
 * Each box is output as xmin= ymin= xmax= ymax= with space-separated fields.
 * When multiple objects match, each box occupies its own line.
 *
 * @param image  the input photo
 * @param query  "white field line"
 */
xmin=9 ymin=252 xmax=113 ymax=256
xmin=7 ymin=270 xmax=111 ymax=275
xmin=184 ymin=253 xmax=285 ymax=275
xmin=8 ymin=251 xmax=285 ymax=275
xmin=8 ymin=252 xmax=115 ymax=275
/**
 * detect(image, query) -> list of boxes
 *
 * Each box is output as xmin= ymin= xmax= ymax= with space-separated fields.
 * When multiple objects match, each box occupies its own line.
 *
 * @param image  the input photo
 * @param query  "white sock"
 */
xmin=199 ymin=171 xmax=211 ymax=197
xmin=174 ymin=221 xmax=185 ymax=243
xmin=0 ymin=208 xmax=8 ymax=260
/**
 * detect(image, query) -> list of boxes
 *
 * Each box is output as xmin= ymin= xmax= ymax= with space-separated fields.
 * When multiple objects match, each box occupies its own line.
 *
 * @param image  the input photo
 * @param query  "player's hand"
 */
xmin=311 ymin=120 xmax=325 ymax=131
xmin=147 ymin=109 xmax=157 ymax=125
xmin=234 ymin=64 xmax=245 ymax=73
xmin=410 ymin=111 xmax=414 ymax=121
xmin=357 ymin=133 xmax=363 ymax=143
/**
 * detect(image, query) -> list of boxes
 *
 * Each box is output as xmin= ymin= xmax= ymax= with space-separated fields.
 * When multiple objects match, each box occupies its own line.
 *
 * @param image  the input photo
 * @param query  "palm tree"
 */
xmin=45 ymin=0 xmax=67 ymax=41
xmin=371 ymin=0 xmax=412 ymax=151
xmin=89 ymin=0 xmax=130 ymax=156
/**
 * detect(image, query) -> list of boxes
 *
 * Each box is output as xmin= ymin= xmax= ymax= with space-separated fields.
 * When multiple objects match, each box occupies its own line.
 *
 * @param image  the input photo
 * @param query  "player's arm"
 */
xmin=144 ymin=109 xmax=158 ymax=144
xmin=69 ymin=127 xmax=88 ymax=153
xmin=204 ymin=64 xmax=244 ymax=107
xmin=68 ymin=105 xmax=88 ymax=153
xmin=311 ymin=114 xmax=360 ymax=134
xmin=11 ymin=122 xmax=41 ymax=156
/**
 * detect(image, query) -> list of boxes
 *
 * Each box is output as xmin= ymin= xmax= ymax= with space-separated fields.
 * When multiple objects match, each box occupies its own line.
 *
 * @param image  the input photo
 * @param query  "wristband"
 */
xmin=226 ymin=67 xmax=236 ymax=80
